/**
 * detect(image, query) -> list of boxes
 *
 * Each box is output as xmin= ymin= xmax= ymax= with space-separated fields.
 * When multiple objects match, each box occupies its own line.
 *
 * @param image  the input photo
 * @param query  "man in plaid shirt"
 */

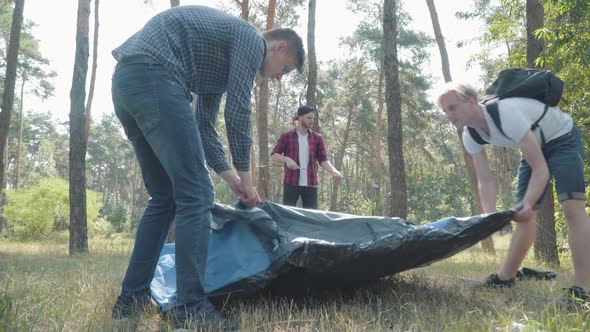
xmin=110 ymin=5 xmax=305 ymax=329
xmin=271 ymin=105 xmax=342 ymax=209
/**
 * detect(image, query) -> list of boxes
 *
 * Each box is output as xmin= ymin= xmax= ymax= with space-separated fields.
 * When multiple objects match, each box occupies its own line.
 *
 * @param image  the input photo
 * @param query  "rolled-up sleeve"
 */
xmin=196 ymin=94 xmax=232 ymax=174
xmin=224 ymin=28 xmax=265 ymax=171
xmin=271 ymin=133 xmax=287 ymax=155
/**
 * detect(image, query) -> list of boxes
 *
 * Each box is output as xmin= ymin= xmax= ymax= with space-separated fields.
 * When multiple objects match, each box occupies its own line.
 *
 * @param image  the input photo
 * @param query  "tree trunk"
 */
xmin=0 ymin=0 xmax=25 ymax=199
xmin=14 ymin=77 xmax=25 ymax=190
xmin=272 ymin=80 xmax=282 ymax=135
xmin=255 ymin=0 xmax=276 ymax=200
xmin=383 ymin=0 xmax=407 ymax=218
xmin=85 ymin=0 xmax=99 ymax=146
xmin=425 ymin=0 xmax=451 ymax=82
xmin=526 ymin=0 xmax=544 ymax=67
xmin=306 ymin=0 xmax=320 ymax=133
xmin=236 ymin=0 xmax=249 ymax=20
xmin=374 ymin=67 xmax=384 ymax=215
xmin=534 ymin=188 xmax=559 ymax=265
xmin=256 ymin=79 xmax=271 ymax=199
xmin=330 ymin=107 xmax=353 ymax=211
xmin=526 ymin=0 xmax=558 ymax=265
xmin=494 ymin=146 xmax=514 ymax=210
xmin=69 ymin=0 xmax=91 ymax=255
xmin=272 ymin=81 xmax=283 ymax=201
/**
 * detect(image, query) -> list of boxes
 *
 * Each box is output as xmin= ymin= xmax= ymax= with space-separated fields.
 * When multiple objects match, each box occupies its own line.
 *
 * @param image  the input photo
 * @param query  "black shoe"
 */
xmin=482 ymin=273 xmax=516 ymax=288
xmin=111 ymin=293 xmax=154 ymax=320
xmin=559 ymin=286 xmax=590 ymax=310
xmin=515 ymin=267 xmax=557 ymax=281
xmin=171 ymin=299 xmax=237 ymax=331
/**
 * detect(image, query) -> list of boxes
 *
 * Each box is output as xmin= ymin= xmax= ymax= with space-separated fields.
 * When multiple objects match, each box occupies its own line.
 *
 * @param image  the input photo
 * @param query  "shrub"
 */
xmin=2 ymin=177 xmax=103 ymax=240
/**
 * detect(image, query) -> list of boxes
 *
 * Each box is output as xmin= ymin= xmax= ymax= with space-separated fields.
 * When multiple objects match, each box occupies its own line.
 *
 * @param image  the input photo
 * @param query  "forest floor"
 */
xmin=1 ymin=232 xmax=588 ymax=331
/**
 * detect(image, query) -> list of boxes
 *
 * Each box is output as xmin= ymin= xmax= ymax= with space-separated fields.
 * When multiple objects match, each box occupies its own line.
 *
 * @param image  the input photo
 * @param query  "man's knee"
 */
xmin=561 ymin=199 xmax=588 ymax=223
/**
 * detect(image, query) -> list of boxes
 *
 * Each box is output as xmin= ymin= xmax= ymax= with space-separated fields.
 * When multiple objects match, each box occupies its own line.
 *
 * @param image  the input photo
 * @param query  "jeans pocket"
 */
xmin=117 ymin=82 xmax=161 ymax=135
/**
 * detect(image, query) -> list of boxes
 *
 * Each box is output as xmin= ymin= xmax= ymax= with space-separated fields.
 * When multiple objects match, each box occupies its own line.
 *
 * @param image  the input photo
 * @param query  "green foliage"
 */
xmin=99 ymin=200 xmax=131 ymax=233
xmin=7 ymin=110 xmax=68 ymax=188
xmin=336 ymin=184 xmax=376 ymax=216
xmin=2 ymin=177 xmax=103 ymax=240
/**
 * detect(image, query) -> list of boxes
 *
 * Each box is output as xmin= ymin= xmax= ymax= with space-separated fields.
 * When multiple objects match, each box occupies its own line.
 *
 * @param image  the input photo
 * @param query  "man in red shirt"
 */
xmin=271 ymin=105 xmax=342 ymax=209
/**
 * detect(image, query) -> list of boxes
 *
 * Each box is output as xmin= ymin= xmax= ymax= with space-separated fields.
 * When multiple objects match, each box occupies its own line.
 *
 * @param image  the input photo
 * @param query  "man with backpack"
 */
xmin=436 ymin=78 xmax=590 ymax=308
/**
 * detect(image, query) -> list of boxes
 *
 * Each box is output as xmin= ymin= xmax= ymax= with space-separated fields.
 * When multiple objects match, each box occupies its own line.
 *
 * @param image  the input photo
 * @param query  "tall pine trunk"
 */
xmin=329 ymin=107 xmax=353 ymax=211
xmin=256 ymin=0 xmax=276 ymax=200
xmin=85 ymin=0 xmax=99 ymax=146
xmin=14 ymin=78 xmax=25 ymax=190
xmin=0 ymin=0 xmax=25 ymax=236
xmin=374 ymin=68 xmax=384 ymax=215
xmin=69 ymin=0 xmax=91 ymax=255
xmin=383 ymin=0 xmax=407 ymax=218
xmin=0 ymin=0 xmax=25 ymax=198
xmin=306 ymin=0 xmax=320 ymax=133
xmin=526 ymin=0 xmax=559 ymax=266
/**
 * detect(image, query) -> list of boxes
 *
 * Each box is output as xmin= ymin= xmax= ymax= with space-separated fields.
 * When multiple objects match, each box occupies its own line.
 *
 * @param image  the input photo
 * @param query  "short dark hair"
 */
xmin=262 ymin=28 xmax=305 ymax=74
xmin=297 ymin=105 xmax=315 ymax=116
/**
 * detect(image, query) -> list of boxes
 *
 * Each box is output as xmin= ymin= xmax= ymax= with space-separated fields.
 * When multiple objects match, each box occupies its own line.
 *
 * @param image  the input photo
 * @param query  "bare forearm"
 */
xmin=522 ymin=166 xmax=549 ymax=207
xmin=478 ymin=175 xmax=497 ymax=213
xmin=320 ymin=160 xmax=337 ymax=173
xmin=270 ymin=153 xmax=287 ymax=164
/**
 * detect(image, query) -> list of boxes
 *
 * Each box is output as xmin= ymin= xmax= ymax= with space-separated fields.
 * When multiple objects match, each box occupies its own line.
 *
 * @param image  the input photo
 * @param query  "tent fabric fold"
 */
xmin=151 ymin=201 xmax=512 ymax=312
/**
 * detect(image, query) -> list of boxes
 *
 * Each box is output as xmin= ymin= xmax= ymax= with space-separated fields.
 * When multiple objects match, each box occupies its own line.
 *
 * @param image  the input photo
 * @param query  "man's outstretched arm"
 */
xmin=320 ymin=160 xmax=342 ymax=178
xmin=472 ymin=150 xmax=497 ymax=214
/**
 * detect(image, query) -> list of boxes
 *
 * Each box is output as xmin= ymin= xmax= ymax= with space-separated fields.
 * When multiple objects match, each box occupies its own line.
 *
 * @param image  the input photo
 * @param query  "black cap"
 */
xmin=297 ymin=105 xmax=315 ymax=116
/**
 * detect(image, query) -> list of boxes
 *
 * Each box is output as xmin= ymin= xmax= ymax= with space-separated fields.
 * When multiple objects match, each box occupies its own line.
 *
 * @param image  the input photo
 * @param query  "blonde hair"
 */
xmin=435 ymin=82 xmax=479 ymax=108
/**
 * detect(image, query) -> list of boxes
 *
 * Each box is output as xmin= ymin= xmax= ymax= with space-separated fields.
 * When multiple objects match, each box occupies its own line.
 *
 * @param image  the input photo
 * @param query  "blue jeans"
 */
xmin=516 ymin=124 xmax=586 ymax=205
xmin=111 ymin=61 xmax=213 ymax=307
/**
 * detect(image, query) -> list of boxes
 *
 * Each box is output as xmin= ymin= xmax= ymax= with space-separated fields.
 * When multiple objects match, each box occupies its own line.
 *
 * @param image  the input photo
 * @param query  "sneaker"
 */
xmin=171 ymin=299 xmax=237 ymax=331
xmin=515 ymin=267 xmax=557 ymax=281
xmin=111 ymin=293 xmax=154 ymax=320
xmin=559 ymin=286 xmax=590 ymax=310
xmin=481 ymin=273 xmax=516 ymax=288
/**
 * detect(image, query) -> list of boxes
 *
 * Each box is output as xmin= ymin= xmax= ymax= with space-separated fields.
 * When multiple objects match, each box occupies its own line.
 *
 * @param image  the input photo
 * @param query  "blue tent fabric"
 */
xmin=151 ymin=201 xmax=512 ymax=312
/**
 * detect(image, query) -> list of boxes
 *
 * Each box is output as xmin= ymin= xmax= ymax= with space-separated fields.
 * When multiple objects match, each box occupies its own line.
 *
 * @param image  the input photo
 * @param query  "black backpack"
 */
xmin=467 ymin=68 xmax=565 ymax=145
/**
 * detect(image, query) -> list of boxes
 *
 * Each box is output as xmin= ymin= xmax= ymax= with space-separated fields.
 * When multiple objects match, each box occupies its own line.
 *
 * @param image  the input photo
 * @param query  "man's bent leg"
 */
xmin=497 ymin=156 xmax=539 ymax=281
xmin=111 ymin=63 xmax=176 ymax=316
xmin=143 ymin=75 xmax=214 ymax=307
xmin=562 ymin=199 xmax=590 ymax=288
xmin=547 ymin=125 xmax=589 ymax=289
xmin=497 ymin=218 xmax=537 ymax=280
xmin=121 ymin=135 xmax=176 ymax=297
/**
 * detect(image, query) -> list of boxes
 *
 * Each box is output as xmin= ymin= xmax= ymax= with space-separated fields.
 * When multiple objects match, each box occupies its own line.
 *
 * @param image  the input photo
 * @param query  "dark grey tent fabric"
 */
xmin=151 ymin=201 xmax=512 ymax=312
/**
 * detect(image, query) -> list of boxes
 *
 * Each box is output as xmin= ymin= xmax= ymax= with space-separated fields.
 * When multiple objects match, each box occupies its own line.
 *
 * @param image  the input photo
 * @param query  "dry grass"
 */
xmin=1 ymin=235 xmax=588 ymax=331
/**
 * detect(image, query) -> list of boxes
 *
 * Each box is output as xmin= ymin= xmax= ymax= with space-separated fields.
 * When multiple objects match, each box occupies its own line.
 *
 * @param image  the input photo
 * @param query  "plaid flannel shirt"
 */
xmin=112 ymin=5 xmax=266 ymax=173
xmin=271 ymin=128 xmax=328 ymax=187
